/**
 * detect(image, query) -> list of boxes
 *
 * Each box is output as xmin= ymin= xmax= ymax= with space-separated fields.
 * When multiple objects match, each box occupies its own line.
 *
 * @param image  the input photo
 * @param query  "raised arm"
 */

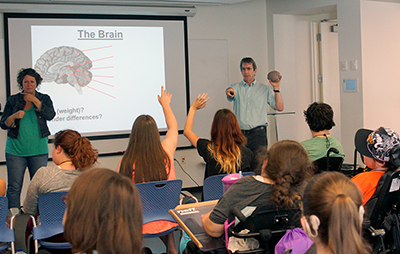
xmin=269 ymin=76 xmax=284 ymax=111
xmin=159 ymin=86 xmax=178 ymax=156
xmin=183 ymin=93 xmax=209 ymax=147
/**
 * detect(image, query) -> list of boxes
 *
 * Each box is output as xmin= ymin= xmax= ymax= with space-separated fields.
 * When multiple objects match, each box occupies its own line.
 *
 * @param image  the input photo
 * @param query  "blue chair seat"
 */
xmin=136 ymin=179 xmax=182 ymax=239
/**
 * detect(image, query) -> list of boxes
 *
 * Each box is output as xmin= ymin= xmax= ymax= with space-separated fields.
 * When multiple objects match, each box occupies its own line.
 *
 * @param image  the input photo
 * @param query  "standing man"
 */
xmin=226 ymin=57 xmax=283 ymax=154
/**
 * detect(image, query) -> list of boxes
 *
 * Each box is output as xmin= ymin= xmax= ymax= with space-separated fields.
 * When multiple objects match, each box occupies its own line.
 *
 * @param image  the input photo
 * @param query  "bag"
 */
xmin=180 ymin=231 xmax=192 ymax=254
xmin=274 ymin=228 xmax=313 ymax=254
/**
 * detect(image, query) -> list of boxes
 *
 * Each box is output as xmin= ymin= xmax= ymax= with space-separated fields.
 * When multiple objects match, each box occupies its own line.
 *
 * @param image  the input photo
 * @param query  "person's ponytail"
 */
xmin=329 ymin=194 xmax=365 ymax=254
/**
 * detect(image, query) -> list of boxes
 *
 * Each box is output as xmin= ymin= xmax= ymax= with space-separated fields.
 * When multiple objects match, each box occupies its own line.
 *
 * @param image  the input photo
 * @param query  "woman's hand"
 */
xmin=22 ymin=92 xmax=38 ymax=104
xmin=22 ymin=92 xmax=42 ymax=110
xmin=12 ymin=110 xmax=25 ymax=120
xmin=157 ymin=86 xmax=172 ymax=107
xmin=191 ymin=93 xmax=209 ymax=110
xmin=7 ymin=110 xmax=25 ymax=127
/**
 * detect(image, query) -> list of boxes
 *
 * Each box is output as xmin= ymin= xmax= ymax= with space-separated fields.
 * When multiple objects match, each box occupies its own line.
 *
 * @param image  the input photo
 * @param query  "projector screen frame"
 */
xmin=3 ymin=12 xmax=191 ymax=141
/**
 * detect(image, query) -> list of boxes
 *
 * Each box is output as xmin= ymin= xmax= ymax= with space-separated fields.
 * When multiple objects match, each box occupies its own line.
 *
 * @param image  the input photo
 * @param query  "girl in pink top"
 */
xmin=118 ymin=86 xmax=178 ymax=254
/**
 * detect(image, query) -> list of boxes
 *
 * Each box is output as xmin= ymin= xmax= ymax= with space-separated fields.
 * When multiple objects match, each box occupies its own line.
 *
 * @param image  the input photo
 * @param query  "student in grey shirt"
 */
xmin=22 ymin=129 xmax=98 ymax=215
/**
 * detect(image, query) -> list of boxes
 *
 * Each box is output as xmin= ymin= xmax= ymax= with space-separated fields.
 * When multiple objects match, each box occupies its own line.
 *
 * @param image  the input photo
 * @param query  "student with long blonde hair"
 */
xmin=302 ymin=172 xmax=371 ymax=254
xmin=184 ymin=94 xmax=256 ymax=179
xmin=118 ymin=86 xmax=178 ymax=254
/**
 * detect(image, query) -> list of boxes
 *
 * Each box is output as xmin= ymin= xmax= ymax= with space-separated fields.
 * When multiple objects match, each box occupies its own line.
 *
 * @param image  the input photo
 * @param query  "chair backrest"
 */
xmin=203 ymin=172 xmax=255 ymax=201
xmin=0 ymin=196 xmax=15 ymax=250
xmin=365 ymin=169 xmax=400 ymax=229
xmin=230 ymin=203 xmax=301 ymax=234
xmin=33 ymin=191 xmax=68 ymax=240
xmin=136 ymin=179 xmax=182 ymax=225
xmin=313 ymin=148 xmax=343 ymax=174
xmin=313 ymin=157 xmax=343 ymax=173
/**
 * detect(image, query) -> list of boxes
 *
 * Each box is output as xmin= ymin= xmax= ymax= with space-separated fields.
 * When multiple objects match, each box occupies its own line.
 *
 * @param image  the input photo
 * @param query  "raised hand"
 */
xmin=269 ymin=75 xmax=282 ymax=90
xmin=191 ymin=93 xmax=209 ymax=110
xmin=157 ymin=86 xmax=172 ymax=106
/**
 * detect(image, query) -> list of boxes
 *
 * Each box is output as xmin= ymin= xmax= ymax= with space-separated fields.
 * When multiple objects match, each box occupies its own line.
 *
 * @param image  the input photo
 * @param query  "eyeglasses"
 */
xmin=62 ymin=195 xmax=68 ymax=206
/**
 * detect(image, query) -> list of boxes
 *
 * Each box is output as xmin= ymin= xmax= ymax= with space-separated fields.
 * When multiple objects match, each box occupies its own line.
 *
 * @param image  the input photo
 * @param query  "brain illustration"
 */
xmin=35 ymin=46 xmax=93 ymax=94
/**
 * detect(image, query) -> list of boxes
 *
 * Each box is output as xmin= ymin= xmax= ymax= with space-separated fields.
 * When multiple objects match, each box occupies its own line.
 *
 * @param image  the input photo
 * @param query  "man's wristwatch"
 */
xmin=273 ymin=89 xmax=281 ymax=93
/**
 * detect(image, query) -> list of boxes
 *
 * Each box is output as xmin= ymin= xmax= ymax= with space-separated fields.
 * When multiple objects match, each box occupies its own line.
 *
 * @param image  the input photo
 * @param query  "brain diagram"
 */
xmin=35 ymin=46 xmax=92 ymax=94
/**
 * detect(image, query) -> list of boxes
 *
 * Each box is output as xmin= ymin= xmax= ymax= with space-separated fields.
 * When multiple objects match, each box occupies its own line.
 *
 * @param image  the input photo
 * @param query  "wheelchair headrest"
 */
xmin=391 ymin=145 xmax=400 ymax=168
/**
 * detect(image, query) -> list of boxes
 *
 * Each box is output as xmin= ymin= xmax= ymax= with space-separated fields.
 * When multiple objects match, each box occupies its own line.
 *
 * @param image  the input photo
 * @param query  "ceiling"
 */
xmin=0 ymin=0 xmax=253 ymax=6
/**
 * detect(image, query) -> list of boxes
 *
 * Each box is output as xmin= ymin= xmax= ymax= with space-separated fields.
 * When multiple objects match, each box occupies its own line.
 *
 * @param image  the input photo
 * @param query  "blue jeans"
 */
xmin=5 ymin=153 xmax=48 ymax=208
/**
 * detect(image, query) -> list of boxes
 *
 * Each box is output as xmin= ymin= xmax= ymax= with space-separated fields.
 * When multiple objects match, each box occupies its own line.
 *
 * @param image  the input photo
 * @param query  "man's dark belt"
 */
xmin=241 ymin=125 xmax=265 ymax=134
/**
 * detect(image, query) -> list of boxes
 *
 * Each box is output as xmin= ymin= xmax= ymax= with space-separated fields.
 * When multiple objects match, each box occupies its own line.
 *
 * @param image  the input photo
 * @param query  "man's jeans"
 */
xmin=5 ymin=153 xmax=48 ymax=208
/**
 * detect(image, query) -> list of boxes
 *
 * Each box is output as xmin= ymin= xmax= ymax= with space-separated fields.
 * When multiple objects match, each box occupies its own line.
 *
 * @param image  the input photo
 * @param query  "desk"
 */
xmin=267 ymin=112 xmax=295 ymax=141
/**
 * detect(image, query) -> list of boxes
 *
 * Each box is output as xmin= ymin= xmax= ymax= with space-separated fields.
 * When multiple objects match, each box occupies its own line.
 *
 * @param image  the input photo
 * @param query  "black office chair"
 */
xmin=313 ymin=148 xmax=343 ymax=174
xmin=226 ymin=202 xmax=302 ymax=254
xmin=363 ymin=145 xmax=400 ymax=253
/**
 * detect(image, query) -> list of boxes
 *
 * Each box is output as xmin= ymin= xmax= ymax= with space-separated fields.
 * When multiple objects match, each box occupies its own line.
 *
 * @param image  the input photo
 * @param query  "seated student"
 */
xmin=301 ymin=102 xmax=344 ymax=162
xmin=352 ymin=127 xmax=400 ymax=205
xmin=184 ymin=93 xmax=256 ymax=179
xmin=0 ymin=178 xmax=5 ymax=196
xmin=118 ymin=86 xmax=178 ymax=254
xmin=201 ymin=140 xmax=313 ymax=238
xmin=302 ymin=172 xmax=371 ymax=254
xmin=64 ymin=168 xmax=142 ymax=254
xmin=22 ymin=129 xmax=98 ymax=215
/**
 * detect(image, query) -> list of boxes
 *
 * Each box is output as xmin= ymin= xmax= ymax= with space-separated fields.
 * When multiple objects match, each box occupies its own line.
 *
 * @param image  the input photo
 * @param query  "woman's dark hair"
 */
xmin=16 ymin=68 xmax=43 ymax=91
xmin=303 ymin=172 xmax=371 ymax=254
xmin=303 ymin=102 xmax=335 ymax=132
xmin=208 ymin=109 xmax=247 ymax=174
xmin=119 ymin=115 xmax=170 ymax=183
xmin=54 ymin=129 xmax=98 ymax=170
xmin=64 ymin=168 xmax=142 ymax=254
xmin=263 ymin=140 xmax=313 ymax=207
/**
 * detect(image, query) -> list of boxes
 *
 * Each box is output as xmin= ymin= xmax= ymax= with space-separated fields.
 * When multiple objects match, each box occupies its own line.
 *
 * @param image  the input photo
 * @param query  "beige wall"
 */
xmin=361 ymin=0 xmax=400 ymax=131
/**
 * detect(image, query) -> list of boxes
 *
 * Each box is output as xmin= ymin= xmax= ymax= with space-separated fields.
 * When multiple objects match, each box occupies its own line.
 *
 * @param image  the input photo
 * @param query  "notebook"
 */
xmin=169 ymin=200 xmax=225 ymax=251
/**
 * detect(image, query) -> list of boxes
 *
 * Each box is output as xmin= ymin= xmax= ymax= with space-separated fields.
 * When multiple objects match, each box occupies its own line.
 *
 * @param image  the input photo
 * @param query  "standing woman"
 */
xmin=0 ymin=68 xmax=55 ymax=210
xmin=184 ymin=94 xmax=256 ymax=179
xmin=118 ymin=86 xmax=178 ymax=254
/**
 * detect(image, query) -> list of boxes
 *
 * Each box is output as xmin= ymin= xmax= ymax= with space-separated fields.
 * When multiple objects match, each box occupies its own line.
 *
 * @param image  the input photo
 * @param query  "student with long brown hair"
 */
xmin=23 ymin=129 xmax=98 ymax=215
xmin=302 ymin=172 xmax=371 ymax=254
xmin=184 ymin=94 xmax=256 ymax=179
xmin=118 ymin=86 xmax=178 ymax=254
xmin=64 ymin=168 xmax=142 ymax=254
xmin=201 ymin=140 xmax=312 ymax=237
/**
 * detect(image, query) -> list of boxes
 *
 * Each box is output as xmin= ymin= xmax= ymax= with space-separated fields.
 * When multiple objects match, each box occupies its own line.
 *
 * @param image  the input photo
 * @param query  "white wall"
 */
xmin=267 ymin=0 xmax=365 ymax=164
xmin=272 ymin=14 xmax=312 ymax=142
xmin=361 ymin=0 xmax=400 ymax=131
xmin=267 ymin=0 xmax=400 ymax=165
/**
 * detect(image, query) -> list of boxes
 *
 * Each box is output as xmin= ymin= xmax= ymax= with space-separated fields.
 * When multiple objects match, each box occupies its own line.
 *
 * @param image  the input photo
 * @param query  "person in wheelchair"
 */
xmin=352 ymin=127 xmax=400 ymax=205
xmin=201 ymin=140 xmax=313 ymax=238
xmin=302 ymin=172 xmax=371 ymax=254
xmin=301 ymin=102 xmax=344 ymax=162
